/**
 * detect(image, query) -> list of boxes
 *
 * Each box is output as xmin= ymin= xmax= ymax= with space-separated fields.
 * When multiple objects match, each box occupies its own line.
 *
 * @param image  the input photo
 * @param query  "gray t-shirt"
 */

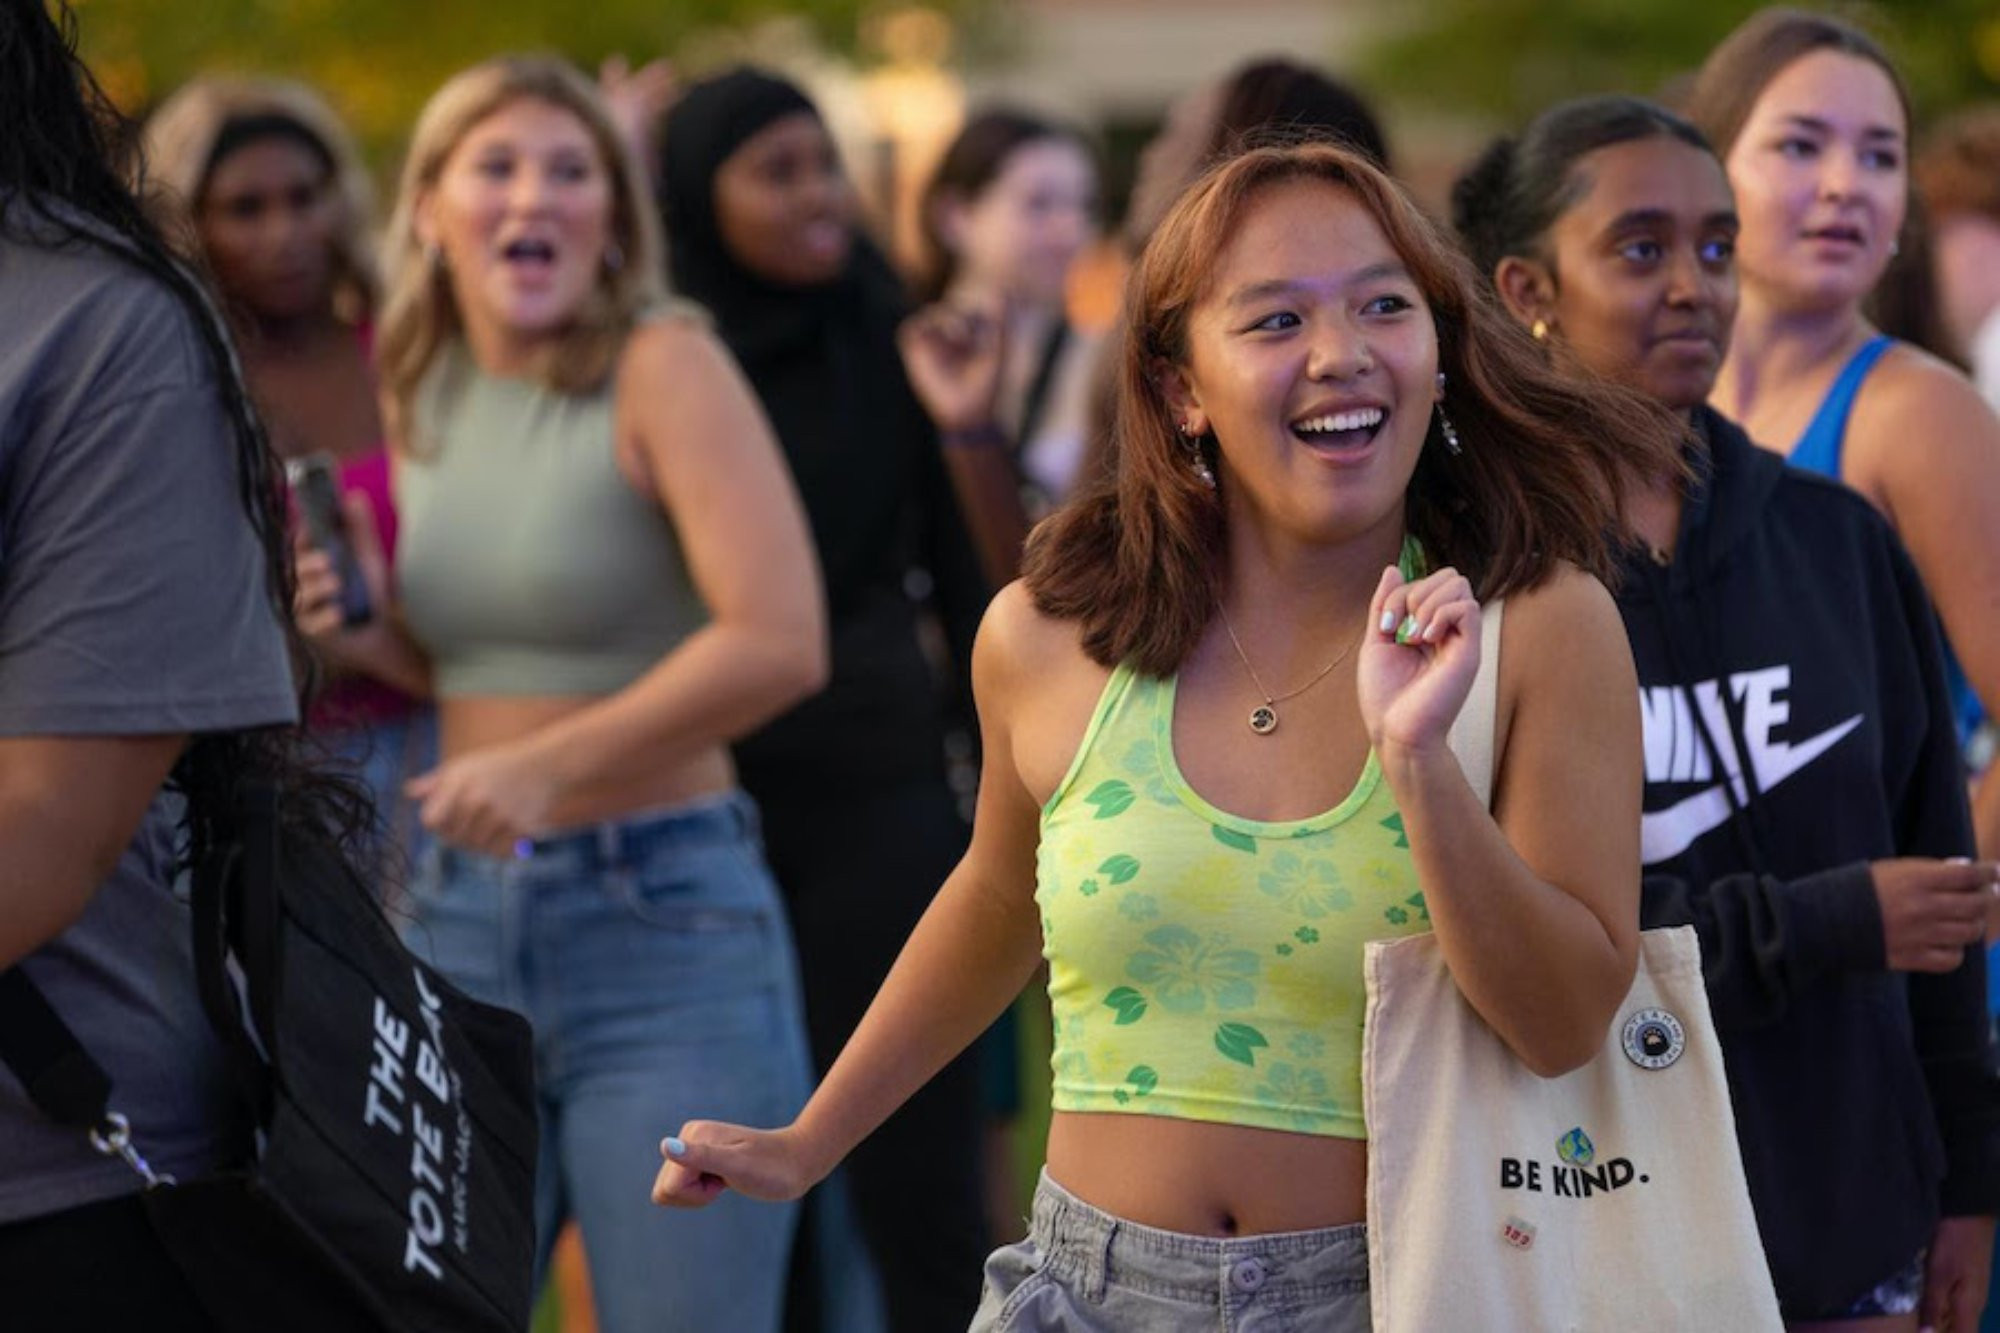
xmin=0 ymin=212 xmax=298 ymax=1222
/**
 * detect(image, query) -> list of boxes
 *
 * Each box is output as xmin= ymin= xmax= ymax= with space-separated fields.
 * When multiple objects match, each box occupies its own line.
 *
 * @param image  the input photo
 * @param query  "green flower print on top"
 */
xmin=1288 ymin=1031 xmax=1327 ymax=1061
xmin=1257 ymin=850 xmax=1354 ymax=919
xmin=1215 ymin=1022 xmax=1270 ymax=1066
xmin=1084 ymin=780 xmax=1136 ymax=819
xmin=1099 ymin=855 xmax=1142 ymax=885
xmin=1384 ymin=894 xmax=1429 ymax=928
xmin=1118 ymin=893 xmax=1160 ymax=923
xmin=1253 ymin=1063 xmax=1340 ymax=1130
xmin=1126 ymin=926 xmax=1260 ymax=1014
xmin=1111 ymin=1065 xmax=1159 ymax=1106
xmin=1118 ymin=738 xmax=1179 ymax=807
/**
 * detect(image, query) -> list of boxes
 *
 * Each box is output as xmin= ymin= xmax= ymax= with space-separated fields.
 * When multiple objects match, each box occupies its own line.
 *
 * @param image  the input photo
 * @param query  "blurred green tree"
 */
xmin=1365 ymin=0 xmax=2000 ymax=125
xmin=72 ymin=0 xmax=986 ymax=163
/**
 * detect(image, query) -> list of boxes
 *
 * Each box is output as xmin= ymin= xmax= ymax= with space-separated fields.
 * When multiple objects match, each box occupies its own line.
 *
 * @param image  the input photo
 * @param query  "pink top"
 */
xmin=306 ymin=323 xmax=418 ymax=732
xmin=308 ymin=443 xmax=417 ymax=732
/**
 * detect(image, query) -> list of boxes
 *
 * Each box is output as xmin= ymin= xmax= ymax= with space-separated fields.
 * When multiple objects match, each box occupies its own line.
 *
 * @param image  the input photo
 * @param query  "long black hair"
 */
xmin=3 ymin=0 xmax=368 ymax=855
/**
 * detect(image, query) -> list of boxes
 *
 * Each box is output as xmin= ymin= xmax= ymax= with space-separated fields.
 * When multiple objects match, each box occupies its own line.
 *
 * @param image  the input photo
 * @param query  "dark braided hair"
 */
xmin=3 ymin=0 xmax=371 ymax=860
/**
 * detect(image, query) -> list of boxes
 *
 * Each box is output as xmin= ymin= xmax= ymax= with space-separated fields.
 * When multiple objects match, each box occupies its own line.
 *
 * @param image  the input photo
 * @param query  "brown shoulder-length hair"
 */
xmin=1687 ymin=7 xmax=1911 ymax=160
xmin=1024 ymin=140 xmax=1685 ymax=676
xmin=376 ymin=55 xmax=666 ymax=452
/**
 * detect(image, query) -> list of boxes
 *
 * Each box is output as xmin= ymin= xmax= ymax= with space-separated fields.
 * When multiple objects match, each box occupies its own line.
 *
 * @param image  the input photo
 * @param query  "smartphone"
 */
xmin=286 ymin=453 xmax=374 ymax=628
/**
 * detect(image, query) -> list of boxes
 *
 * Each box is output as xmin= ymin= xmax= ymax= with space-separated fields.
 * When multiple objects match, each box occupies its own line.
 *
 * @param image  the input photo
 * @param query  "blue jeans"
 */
xmin=323 ymin=706 xmax=437 ymax=896
xmin=405 ymin=793 xmax=812 ymax=1333
xmin=971 ymin=1172 xmax=1371 ymax=1332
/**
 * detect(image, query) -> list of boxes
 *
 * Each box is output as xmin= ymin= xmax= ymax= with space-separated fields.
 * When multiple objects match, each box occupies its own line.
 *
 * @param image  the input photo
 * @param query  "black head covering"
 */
xmin=655 ymin=67 xmax=988 ymax=788
xmin=658 ymin=69 xmax=813 ymax=324
xmin=659 ymin=66 xmax=909 ymax=359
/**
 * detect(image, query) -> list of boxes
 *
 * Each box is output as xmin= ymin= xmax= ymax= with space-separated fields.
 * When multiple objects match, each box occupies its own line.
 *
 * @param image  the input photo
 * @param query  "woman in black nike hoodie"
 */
xmin=1454 ymin=96 xmax=2000 ymax=1329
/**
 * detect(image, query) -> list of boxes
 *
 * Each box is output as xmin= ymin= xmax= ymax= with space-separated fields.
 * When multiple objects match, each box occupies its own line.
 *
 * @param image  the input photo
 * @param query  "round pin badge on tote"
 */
xmin=1621 ymin=1008 xmax=1685 ymax=1070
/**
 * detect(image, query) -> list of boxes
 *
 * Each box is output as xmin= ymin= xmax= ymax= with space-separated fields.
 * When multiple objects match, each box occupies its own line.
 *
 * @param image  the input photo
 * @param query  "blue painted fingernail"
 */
xmin=513 ymin=838 xmax=534 ymax=860
xmin=663 ymin=1136 xmax=686 ymax=1157
xmin=1379 ymin=610 xmax=1398 ymax=633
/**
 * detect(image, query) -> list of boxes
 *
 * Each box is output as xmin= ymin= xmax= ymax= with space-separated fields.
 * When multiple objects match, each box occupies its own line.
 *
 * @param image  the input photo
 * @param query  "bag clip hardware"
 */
xmin=88 ymin=1111 xmax=177 ymax=1190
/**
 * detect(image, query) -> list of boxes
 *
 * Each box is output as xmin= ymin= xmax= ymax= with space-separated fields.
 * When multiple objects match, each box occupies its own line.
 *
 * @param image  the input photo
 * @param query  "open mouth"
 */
xmin=1291 ymin=406 xmax=1387 ymax=449
xmin=500 ymin=237 xmax=557 ymax=269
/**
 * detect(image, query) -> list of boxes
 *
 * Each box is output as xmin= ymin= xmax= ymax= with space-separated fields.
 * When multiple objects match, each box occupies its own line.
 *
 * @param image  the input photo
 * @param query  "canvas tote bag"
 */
xmin=1361 ymin=600 xmax=1782 ymax=1332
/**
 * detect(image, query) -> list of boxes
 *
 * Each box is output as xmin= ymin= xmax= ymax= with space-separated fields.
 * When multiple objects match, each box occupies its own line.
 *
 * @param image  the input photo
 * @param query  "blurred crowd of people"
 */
xmin=9 ymin=0 xmax=2000 ymax=1329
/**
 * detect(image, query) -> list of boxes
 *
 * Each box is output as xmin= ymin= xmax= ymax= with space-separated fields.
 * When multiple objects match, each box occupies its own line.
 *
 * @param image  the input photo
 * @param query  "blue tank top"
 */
xmin=1788 ymin=335 xmax=1984 ymax=746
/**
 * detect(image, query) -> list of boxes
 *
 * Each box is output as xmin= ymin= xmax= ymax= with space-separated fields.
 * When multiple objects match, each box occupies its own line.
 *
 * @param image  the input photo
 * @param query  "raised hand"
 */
xmin=598 ymin=54 xmax=678 ymax=177
xmin=899 ymin=295 xmax=1008 ymax=435
xmin=1356 ymin=563 xmax=1480 ymax=756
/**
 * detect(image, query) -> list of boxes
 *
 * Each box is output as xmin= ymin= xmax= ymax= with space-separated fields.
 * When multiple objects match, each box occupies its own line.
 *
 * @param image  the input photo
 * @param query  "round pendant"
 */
xmin=1249 ymin=705 xmax=1278 ymax=735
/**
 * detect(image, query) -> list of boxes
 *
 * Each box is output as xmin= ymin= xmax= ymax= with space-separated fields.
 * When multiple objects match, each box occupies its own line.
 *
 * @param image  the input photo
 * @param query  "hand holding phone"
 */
xmin=287 ymin=453 xmax=374 ymax=628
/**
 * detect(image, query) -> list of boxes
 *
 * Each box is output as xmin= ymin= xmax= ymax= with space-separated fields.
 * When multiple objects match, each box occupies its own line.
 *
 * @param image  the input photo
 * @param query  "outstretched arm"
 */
xmin=653 ymin=583 xmax=1050 ymax=1205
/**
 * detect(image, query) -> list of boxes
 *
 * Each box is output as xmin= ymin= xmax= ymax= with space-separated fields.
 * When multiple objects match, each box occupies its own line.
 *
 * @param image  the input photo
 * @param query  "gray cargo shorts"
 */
xmin=970 ymin=1171 xmax=1372 ymax=1332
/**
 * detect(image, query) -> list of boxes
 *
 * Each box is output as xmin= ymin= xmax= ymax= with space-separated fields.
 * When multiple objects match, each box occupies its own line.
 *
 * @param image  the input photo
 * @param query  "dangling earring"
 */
xmin=603 ymin=241 xmax=625 ymax=273
xmin=1180 ymin=422 xmax=1217 ymax=488
xmin=1433 ymin=372 xmax=1462 ymax=456
xmin=1888 ymin=238 xmax=1902 ymax=259
xmin=1530 ymin=318 xmax=1549 ymax=342
xmin=1436 ymin=405 xmax=1463 ymax=456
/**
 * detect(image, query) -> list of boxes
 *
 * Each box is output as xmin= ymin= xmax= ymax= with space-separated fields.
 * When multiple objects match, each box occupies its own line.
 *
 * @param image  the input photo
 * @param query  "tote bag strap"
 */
xmin=1444 ymin=598 xmax=1504 ymax=810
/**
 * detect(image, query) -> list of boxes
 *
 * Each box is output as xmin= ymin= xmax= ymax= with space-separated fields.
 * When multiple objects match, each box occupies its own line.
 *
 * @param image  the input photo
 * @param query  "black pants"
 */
xmin=757 ymin=779 xmax=992 ymax=1333
xmin=0 ymin=1193 xmax=215 ymax=1332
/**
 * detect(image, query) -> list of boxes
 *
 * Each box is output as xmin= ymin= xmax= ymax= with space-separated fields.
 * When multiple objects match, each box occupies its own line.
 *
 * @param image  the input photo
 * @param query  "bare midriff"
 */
xmin=1045 ymin=1110 xmax=1367 ymax=1235
xmin=438 ymin=695 xmax=737 ymax=833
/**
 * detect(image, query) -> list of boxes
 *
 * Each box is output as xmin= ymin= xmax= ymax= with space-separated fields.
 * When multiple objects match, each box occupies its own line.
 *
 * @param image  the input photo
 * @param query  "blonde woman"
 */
xmin=301 ymin=56 xmax=826 ymax=1332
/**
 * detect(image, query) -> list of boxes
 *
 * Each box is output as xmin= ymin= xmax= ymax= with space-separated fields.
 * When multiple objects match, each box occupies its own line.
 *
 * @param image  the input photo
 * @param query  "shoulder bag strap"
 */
xmin=0 ymin=967 xmax=111 ymax=1129
xmin=1444 ymin=598 xmax=1505 ymax=811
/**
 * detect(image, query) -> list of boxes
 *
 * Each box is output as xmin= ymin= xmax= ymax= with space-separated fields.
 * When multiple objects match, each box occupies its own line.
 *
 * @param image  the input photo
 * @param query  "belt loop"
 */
xmin=595 ymin=819 xmax=622 ymax=871
xmin=1081 ymin=1214 xmax=1113 ymax=1303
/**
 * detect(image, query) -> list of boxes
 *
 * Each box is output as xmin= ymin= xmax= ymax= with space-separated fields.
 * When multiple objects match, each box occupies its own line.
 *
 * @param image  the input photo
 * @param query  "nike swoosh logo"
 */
xmin=1640 ymin=714 xmax=1862 ymax=864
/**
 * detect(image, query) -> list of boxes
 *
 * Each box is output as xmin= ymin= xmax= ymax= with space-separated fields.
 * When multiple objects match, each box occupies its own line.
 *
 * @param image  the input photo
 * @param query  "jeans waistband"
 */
xmin=440 ymin=791 xmax=760 ymax=874
xmin=1028 ymin=1170 xmax=1367 ymax=1304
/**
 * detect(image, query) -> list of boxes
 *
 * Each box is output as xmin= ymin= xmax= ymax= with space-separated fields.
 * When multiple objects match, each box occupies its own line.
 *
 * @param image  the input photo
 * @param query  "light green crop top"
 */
xmin=395 ymin=343 xmax=708 ymax=697
xmin=1038 ymin=592 xmax=1431 ymax=1139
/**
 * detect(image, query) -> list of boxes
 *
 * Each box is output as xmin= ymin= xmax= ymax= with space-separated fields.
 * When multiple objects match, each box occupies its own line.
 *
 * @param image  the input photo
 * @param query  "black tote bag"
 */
xmin=0 ymin=783 xmax=539 ymax=1333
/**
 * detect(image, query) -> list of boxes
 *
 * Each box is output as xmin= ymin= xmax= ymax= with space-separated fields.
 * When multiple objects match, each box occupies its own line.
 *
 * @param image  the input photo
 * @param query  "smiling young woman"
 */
xmin=1456 ymin=92 xmax=2000 ymax=1332
xmin=1690 ymin=9 xmax=2000 ymax=871
xmin=651 ymin=140 xmax=1683 ymax=1332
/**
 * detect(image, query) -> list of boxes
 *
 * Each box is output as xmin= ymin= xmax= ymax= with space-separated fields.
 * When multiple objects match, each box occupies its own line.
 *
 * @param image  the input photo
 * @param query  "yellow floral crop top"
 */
xmin=1036 ymin=664 xmax=1430 ymax=1139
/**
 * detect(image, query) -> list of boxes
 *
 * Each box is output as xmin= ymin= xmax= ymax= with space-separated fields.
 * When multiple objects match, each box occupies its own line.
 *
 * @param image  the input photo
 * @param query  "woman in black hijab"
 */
xmin=659 ymin=67 xmax=992 ymax=1333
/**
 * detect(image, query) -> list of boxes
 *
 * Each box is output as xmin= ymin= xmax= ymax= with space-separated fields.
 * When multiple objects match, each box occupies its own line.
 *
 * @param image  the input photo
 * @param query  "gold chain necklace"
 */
xmin=1215 ymin=603 xmax=1364 ymax=735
